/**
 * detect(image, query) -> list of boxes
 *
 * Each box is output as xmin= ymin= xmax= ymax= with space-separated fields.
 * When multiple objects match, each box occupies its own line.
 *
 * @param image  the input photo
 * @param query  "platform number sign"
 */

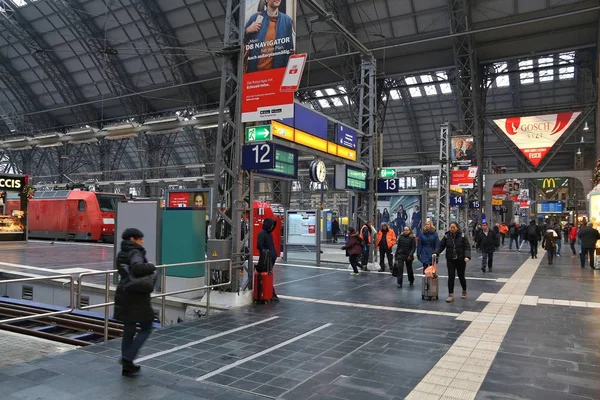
xmin=450 ymin=196 xmax=464 ymax=207
xmin=377 ymin=178 xmax=399 ymax=193
xmin=469 ymin=200 xmax=480 ymax=209
xmin=241 ymin=143 xmax=276 ymax=170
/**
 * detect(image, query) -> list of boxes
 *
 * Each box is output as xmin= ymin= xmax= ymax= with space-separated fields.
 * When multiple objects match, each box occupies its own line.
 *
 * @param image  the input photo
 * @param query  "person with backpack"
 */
xmin=542 ymin=227 xmax=558 ymax=265
xmin=475 ymin=222 xmax=500 ymax=273
xmin=433 ymin=222 xmax=471 ymax=303
xmin=518 ymin=223 xmax=529 ymax=250
xmin=257 ymin=218 xmax=279 ymax=301
xmin=342 ymin=227 xmax=364 ymax=275
xmin=578 ymin=222 xmax=600 ymax=269
xmin=376 ymin=223 xmax=396 ymax=272
xmin=114 ymin=228 xmax=157 ymax=377
xmin=552 ymin=222 xmax=562 ymax=257
xmin=527 ymin=220 xmax=541 ymax=259
xmin=508 ymin=222 xmax=520 ymax=251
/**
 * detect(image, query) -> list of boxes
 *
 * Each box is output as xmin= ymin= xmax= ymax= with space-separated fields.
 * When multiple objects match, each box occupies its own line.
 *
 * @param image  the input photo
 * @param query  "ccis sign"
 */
xmin=493 ymin=112 xmax=581 ymax=167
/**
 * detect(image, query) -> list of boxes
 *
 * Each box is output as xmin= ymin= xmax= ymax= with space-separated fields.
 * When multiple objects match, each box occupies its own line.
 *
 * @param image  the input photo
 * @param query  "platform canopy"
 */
xmin=0 ymin=0 xmax=597 ymax=179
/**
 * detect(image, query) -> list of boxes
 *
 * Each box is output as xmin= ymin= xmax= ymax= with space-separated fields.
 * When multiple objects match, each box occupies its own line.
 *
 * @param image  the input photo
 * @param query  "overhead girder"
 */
xmin=131 ymin=0 xmax=211 ymax=107
xmin=397 ymin=83 xmax=427 ymax=164
xmin=51 ymin=0 xmax=150 ymax=119
xmin=0 ymin=51 xmax=57 ymax=131
xmin=0 ymin=4 xmax=98 ymax=125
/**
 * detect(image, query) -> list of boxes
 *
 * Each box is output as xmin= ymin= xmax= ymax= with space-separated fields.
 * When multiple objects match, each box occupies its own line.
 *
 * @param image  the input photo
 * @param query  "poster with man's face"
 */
xmin=451 ymin=136 xmax=474 ymax=167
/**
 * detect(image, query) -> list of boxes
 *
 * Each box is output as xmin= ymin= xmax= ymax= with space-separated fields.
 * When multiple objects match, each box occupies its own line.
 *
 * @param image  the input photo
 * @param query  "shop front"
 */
xmin=0 ymin=174 xmax=30 ymax=242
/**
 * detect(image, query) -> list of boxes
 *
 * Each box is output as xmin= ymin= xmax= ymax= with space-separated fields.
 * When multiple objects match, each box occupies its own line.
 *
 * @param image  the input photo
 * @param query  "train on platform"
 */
xmin=6 ymin=190 xmax=127 ymax=243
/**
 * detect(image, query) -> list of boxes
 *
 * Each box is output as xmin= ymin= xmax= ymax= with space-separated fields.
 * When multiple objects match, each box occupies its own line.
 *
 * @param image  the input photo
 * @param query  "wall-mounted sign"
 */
xmin=241 ymin=142 xmax=276 ymax=170
xmin=245 ymin=125 xmax=272 ymax=142
xmin=450 ymin=167 xmax=478 ymax=188
xmin=449 ymin=196 xmax=464 ymax=207
xmin=335 ymin=124 xmax=357 ymax=149
xmin=535 ymin=177 xmax=567 ymax=199
xmin=451 ymin=136 xmax=474 ymax=167
xmin=379 ymin=168 xmax=396 ymax=178
xmin=493 ymin=112 xmax=581 ymax=167
xmin=377 ymin=178 xmax=399 ymax=194
xmin=0 ymin=175 xmax=26 ymax=191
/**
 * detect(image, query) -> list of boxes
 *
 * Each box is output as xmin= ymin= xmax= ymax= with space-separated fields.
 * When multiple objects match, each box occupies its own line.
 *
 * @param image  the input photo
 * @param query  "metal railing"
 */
xmin=0 ymin=275 xmax=75 ymax=324
xmin=77 ymin=258 xmax=233 ymax=341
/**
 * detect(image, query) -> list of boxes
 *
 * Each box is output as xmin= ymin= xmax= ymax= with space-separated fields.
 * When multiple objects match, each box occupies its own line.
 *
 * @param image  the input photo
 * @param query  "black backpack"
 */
xmin=256 ymin=249 xmax=273 ymax=273
xmin=528 ymin=225 xmax=537 ymax=238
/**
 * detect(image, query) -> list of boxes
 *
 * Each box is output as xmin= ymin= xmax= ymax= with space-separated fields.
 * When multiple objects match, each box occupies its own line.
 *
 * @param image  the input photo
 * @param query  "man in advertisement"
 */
xmin=245 ymin=0 xmax=294 ymax=73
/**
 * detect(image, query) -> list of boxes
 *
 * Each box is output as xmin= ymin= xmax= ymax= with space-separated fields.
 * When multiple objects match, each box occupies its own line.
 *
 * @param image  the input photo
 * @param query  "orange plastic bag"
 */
xmin=424 ymin=260 xmax=437 ymax=279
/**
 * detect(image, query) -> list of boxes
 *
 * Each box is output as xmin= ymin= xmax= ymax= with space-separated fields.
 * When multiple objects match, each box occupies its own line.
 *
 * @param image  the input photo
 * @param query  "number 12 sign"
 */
xmin=242 ymin=143 xmax=276 ymax=170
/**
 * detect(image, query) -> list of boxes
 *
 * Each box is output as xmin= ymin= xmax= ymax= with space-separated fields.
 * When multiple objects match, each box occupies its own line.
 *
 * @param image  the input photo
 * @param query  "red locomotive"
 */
xmin=6 ymin=190 xmax=127 ymax=242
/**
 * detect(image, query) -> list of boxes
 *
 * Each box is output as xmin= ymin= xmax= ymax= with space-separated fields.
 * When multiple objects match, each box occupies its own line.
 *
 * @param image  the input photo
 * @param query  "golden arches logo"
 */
xmin=542 ymin=178 xmax=556 ymax=189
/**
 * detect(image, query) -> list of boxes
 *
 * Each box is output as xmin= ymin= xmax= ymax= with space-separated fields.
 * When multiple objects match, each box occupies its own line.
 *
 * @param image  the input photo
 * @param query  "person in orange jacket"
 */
xmin=376 ymin=223 xmax=396 ymax=272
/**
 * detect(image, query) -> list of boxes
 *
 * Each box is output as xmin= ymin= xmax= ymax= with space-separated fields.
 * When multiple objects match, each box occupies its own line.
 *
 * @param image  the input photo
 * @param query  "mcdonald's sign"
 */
xmin=535 ymin=178 xmax=566 ymax=197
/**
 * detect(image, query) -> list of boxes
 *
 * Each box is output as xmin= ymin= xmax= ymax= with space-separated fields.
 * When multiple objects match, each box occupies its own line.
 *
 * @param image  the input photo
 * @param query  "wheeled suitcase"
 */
xmin=253 ymin=271 xmax=274 ymax=303
xmin=421 ymin=276 xmax=439 ymax=300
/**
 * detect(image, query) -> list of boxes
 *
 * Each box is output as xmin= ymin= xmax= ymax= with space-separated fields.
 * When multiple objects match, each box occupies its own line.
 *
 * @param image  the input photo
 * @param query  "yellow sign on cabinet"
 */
xmin=492 ymin=199 xmax=503 ymax=206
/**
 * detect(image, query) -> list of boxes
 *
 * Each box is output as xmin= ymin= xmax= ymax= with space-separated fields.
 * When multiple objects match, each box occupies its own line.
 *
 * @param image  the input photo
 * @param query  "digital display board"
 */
xmin=346 ymin=167 xmax=367 ymax=191
xmin=536 ymin=201 xmax=563 ymax=213
xmin=258 ymin=146 xmax=298 ymax=179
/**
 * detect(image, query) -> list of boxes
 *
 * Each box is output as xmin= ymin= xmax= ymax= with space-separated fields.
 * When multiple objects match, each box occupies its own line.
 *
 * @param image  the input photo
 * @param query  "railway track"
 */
xmin=0 ymin=303 xmax=123 ymax=346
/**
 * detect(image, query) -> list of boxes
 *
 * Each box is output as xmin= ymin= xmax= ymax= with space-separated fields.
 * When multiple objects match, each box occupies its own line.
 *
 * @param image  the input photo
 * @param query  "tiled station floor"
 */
xmin=0 ymin=243 xmax=598 ymax=399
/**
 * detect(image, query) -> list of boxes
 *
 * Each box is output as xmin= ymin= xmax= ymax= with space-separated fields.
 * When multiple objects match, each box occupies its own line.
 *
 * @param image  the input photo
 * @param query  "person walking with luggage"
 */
xmin=360 ymin=220 xmax=373 ymax=271
xmin=569 ymin=223 xmax=578 ymax=257
xmin=578 ymin=222 xmax=600 ymax=269
xmin=475 ymin=222 xmax=499 ymax=273
xmin=376 ymin=223 xmax=396 ymax=272
xmin=114 ymin=228 xmax=157 ymax=377
xmin=418 ymin=221 xmax=440 ymax=276
xmin=542 ymin=227 xmax=558 ymax=265
xmin=342 ymin=227 xmax=364 ymax=275
xmin=257 ymin=218 xmax=279 ymax=301
xmin=433 ymin=222 xmax=471 ymax=303
xmin=394 ymin=226 xmax=416 ymax=288
xmin=527 ymin=220 xmax=541 ymax=259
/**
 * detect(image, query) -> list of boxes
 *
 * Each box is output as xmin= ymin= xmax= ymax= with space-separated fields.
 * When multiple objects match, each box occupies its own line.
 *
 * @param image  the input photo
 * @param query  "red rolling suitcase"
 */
xmin=253 ymin=272 xmax=274 ymax=303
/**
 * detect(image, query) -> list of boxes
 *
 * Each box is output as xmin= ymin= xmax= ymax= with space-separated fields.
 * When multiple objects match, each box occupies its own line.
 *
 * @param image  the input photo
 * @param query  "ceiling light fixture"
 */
xmin=577 ymin=148 xmax=582 ymax=155
xmin=583 ymin=122 xmax=589 ymax=131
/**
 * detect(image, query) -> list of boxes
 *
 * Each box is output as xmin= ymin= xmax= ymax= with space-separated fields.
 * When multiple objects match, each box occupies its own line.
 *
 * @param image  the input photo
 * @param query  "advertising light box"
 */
xmin=286 ymin=210 xmax=317 ymax=246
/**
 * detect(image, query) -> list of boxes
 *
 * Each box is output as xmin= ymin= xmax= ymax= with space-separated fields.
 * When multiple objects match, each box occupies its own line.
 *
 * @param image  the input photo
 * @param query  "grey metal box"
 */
xmin=207 ymin=239 xmax=232 ymax=271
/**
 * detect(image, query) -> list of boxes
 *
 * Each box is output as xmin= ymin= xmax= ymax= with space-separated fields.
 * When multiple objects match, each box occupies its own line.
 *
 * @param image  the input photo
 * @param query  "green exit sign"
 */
xmin=245 ymin=125 xmax=272 ymax=142
xmin=379 ymin=168 xmax=396 ymax=178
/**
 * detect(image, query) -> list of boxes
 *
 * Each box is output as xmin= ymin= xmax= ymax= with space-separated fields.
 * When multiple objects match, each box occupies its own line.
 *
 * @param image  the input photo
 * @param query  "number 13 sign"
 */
xmin=242 ymin=143 xmax=276 ymax=170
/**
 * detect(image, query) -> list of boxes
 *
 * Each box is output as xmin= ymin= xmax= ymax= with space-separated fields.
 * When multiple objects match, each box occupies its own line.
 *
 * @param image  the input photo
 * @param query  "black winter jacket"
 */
xmin=475 ymin=230 xmax=500 ymax=253
xmin=578 ymin=226 xmax=600 ymax=249
xmin=395 ymin=233 xmax=416 ymax=261
xmin=257 ymin=218 xmax=278 ymax=262
xmin=434 ymin=231 xmax=472 ymax=261
xmin=114 ymin=241 xmax=157 ymax=323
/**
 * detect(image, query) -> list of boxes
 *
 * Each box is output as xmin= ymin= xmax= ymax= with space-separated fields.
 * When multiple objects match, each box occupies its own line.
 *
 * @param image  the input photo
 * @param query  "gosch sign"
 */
xmin=493 ymin=112 xmax=581 ymax=167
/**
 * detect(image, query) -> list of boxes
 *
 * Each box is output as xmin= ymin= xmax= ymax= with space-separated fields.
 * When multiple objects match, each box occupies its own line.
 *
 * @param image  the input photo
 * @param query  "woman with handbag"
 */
xmin=114 ymin=228 xmax=157 ymax=377
xmin=394 ymin=227 xmax=416 ymax=288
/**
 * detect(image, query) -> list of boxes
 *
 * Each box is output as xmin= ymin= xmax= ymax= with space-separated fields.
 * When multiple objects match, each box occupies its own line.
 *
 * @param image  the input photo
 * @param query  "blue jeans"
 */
xmin=556 ymin=240 xmax=561 ymax=255
xmin=122 ymin=321 xmax=153 ymax=362
xmin=481 ymin=251 xmax=494 ymax=270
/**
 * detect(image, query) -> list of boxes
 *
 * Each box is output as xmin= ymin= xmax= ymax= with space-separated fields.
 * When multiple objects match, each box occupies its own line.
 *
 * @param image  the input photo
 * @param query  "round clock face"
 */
xmin=310 ymin=160 xmax=326 ymax=183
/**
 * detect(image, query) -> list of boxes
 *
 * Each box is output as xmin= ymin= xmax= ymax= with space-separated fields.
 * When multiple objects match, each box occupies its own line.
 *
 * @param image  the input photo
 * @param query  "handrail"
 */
xmin=0 ymin=275 xmax=75 ymax=324
xmin=77 ymin=258 xmax=233 ymax=341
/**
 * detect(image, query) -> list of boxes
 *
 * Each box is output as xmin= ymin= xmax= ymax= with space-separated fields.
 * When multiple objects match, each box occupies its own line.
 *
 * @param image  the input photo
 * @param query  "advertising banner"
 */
xmin=451 ymin=136 xmax=475 ymax=167
xmin=535 ymin=177 xmax=566 ymax=199
xmin=450 ymin=166 xmax=478 ymax=188
xmin=242 ymin=0 xmax=297 ymax=122
xmin=493 ymin=111 xmax=581 ymax=167
xmin=376 ymin=195 xmax=422 ymax=236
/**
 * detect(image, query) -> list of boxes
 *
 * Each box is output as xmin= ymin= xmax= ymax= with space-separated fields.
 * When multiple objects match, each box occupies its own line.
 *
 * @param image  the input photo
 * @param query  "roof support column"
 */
xmin=448 ymin=0 xmax=485 ymax=229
